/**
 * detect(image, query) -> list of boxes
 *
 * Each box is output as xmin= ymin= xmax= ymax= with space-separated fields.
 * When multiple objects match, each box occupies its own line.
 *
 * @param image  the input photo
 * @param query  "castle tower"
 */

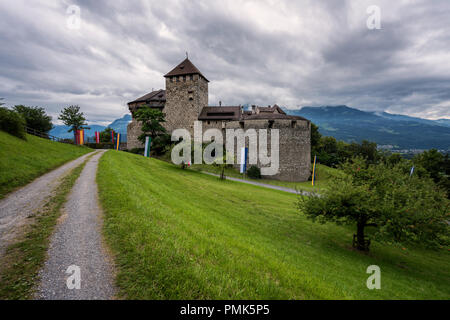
xmin=163 ymin=58 xmax=209 ymax=134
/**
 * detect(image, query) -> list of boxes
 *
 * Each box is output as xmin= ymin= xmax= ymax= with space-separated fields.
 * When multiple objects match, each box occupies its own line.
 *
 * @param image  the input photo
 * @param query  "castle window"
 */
xmin=183 ymin=75 xmax=186 ymax=82
xmin=268 ymin=120 xmax=274 ymax=129
xmin=240 ymin=121 xmax=245 ymax=129
xmin=291 ymin=120 xmax=297 ymax=128
xmin=207 ymin=121 xmax=210 ymax=125
xmin=170 ymin=77 xmax=173 ymax=83
xmin=190 ymin=75 xmax=193 ymax=81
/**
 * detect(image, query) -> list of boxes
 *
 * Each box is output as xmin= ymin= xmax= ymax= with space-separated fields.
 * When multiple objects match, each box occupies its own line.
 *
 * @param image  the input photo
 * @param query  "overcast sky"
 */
xmin=1 ymin=0 xmax=449 ymax=125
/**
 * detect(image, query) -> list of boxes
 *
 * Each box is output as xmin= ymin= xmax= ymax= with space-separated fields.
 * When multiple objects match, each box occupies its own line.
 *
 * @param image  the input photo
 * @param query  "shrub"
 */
xmin=0 ymin=107 xmax=26 ymax=139
xmin=247 ymin=165 xmax=261 ymax=179
xmin=85 ymin=142 xmax=114 ymax=149
xmin=13 ymin=105 xmax=53 ymax=133
xmin=129 ymin=148 xmax=144 ymax=155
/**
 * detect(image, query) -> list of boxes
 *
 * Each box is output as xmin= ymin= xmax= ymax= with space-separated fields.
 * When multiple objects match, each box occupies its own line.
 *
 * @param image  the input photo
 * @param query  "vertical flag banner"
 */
xmin=111 ymin=130 xmax=115 ymax=145
xmin=240 ymin=147 xmax=248 ymax=174
xmin=410 ymin=166 xmax=415 ymax=177
xmin=312 ymin=155 xmax=317 ymax=186
xmin=82 ymin=129 xmax=85 ymax=145
xmin=144 ymin=136 xmax=152 ymax=157
xmin=116 ymin=133 xmax=120 ymax=150
xmin=95 ymin=131 xmax=100 ymax=144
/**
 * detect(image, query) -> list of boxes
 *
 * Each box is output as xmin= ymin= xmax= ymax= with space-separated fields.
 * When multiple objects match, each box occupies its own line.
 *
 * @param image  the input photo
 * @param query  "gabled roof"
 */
xmin=164 ymin=58 xmax=209 ymax=82
xmin=128 ymin=89 xmax=166 ymax=105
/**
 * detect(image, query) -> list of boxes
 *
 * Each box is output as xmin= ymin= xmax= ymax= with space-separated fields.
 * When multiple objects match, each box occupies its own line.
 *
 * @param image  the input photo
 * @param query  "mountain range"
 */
xmin=50 ymin=114 xmax=131 ymax=139
xmin=285 ymin=106 xmax=450 ymax=151
xmin=50 ymin=107 xmax=450 ymax=151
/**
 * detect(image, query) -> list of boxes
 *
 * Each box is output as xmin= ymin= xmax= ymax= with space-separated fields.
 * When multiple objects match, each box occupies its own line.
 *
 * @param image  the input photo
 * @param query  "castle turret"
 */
xmin=163 ymin=58 xmax=208 ymax=134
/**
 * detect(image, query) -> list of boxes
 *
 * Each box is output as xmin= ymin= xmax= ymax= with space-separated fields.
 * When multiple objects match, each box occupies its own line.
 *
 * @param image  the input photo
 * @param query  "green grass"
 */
xmin=189 ymin=163 xmax=340 ymax=192
xmin=0 ymin=131 xmax=91 ymax=198
xmin=98 ymin=151 xmax=450 ymax=299
xmin=0 ymin=158 xmax=89 ymax=299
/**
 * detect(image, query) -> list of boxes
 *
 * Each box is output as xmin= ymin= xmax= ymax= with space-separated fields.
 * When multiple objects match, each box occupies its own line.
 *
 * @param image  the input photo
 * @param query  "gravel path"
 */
xmin=201 ymin=172 xmax=314 ymax=196
xmin=36 ymin=150 xmax=115 ymax=300
xmin=0 ymin=151 xmax=97 ymax=255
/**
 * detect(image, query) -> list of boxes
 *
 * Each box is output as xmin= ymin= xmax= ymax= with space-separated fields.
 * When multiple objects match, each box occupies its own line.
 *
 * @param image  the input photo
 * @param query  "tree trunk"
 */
xmin=220 ymin=167 xmax=225 ymax=180
xmin=356 ymin=220 xmax=368 ymax=251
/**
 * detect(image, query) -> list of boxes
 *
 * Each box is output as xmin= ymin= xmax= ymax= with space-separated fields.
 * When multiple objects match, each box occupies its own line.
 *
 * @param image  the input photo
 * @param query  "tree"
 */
xmin=0 ymin=98 xmax=4 ymax=106
xmin=99 ymin=127 xmax=114 ymax=143
xmin=134 ymin=107 xmax=168 ymax=144
xmin=13 ymin=105 xmax=53 ymax=133
xmin=298 ymin=157 xmax=449 ymax=251
xmin=58 ymin=105 xmax=89 ymax=137
xmin=310 ymin=122 xmax=322 ymax=159
xmin=413 ymin=149 xmax=449 ymax=198
xmin=0 ymin=107 xmax=26 ymax=139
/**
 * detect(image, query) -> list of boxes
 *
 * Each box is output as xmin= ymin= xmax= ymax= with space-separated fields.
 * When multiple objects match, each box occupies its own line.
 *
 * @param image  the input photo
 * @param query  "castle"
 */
xmin=127 ymin=58 xmax=311 ymax=181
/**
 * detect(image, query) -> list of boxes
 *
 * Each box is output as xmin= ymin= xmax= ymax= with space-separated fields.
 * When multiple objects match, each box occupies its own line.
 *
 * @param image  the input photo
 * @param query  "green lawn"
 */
xmin=97 ymin=150 xmax=450 ymax=299
xmin=189 ymin=163 xmax=341 ymax=192
xmin=0 ymin=131 xmax=91 ymax=198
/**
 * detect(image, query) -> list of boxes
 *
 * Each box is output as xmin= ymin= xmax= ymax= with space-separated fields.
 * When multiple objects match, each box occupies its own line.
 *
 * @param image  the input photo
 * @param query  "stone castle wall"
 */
xmin=202 ymin=118 xmax=311 ymax=182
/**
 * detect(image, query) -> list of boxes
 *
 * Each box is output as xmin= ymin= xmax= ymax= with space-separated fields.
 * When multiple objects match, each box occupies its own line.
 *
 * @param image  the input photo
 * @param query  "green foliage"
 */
xmin=0 ymin=107 xmax=26 ymax=139
xmin=99 ymin=127 xmax=114 ymax=143
xmin=135 ymin=107 xmax=167 ymax=142
xmin=13 ymin=105 xmax=53 ymax=133
xmin=85 ymin=142 xmax=114 ymax=149
xmin=58 ymin=105 xmax=89 ymax=133
xmin=128 ymin=148 xmax=144 ymax=155
xmin=413 ymin=149 xmax=449 ymax=198
xmin=247 ymin=165 xmax=261 ymax=179
xmin=298 ymin=157 xmax=449 ymax=251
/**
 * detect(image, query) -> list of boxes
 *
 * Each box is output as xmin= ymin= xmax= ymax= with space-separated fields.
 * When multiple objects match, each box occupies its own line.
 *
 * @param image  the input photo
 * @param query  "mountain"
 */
xmin=285 ymin=106 xmax=450 ymax=151
xmin=50 ymin=114 xmax=131 ymax=139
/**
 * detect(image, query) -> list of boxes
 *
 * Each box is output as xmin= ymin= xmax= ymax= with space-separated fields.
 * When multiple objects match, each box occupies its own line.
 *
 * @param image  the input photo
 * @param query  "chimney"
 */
xmin=219 ymin=101 xmax=222 ymax=107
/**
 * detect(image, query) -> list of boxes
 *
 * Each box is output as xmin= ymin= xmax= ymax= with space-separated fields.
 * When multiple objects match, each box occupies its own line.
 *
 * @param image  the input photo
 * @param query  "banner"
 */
xmin=240 ymin=147 xmax=248 ymax=174
xmin=111 ymin=130 xmax=115 ymax=145
xmin=144 ymin=136 xmax=152 ymax=157
xmin=312 ymin=155 xmax=317 ymax=186
xmin=95 ymin=131 xmax=100 ymax=144
xmin=116 ymin=133 xmax=120 ymax=150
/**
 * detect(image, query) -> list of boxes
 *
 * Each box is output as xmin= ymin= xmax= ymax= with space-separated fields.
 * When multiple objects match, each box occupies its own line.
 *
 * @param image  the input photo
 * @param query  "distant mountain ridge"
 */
xmin=284 ymin=106 xmax=450 ymax=151
xmin=50 ymin=114 xmax=131 ymax=139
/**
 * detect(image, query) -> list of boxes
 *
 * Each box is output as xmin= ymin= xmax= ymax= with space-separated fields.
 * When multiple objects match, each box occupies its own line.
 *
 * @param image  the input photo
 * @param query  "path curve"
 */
xmin=36 ymin=150 xmax=115 ymax=300
xmin=0 ymin=151 xmax=97 ymax=254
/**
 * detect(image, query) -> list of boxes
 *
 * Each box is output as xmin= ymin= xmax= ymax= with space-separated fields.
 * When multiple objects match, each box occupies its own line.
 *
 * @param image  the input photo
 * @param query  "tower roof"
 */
xmin=164 ymin=58 xmax=209 ymax=82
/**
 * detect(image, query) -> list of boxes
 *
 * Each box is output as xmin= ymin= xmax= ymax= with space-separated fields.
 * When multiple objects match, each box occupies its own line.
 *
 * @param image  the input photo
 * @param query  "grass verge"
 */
xmin=0 ymin=157 xmax=89 ymax=299
xmin=0 ymin=131 xmax=91 ymax=198
xmin=189 ymin=163 xmax=340 ymax=192
xmin=98 ymin=151 xmax=449 ymax=299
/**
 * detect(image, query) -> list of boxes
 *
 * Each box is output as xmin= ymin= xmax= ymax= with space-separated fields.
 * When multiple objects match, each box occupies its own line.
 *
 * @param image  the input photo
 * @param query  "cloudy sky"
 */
xmin=1 ymin=0 xmax=449 ymax=125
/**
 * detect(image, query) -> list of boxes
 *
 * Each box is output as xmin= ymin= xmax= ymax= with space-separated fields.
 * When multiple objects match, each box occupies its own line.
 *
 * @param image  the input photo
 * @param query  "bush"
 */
xmin=129 ymin=148 xmax=144 ymax=155
xmin=13 ymin=105 xmax=53 ymax=133
xmin=85 ymin=142 xmax=114 ymax=149
xmin=247 ymin=165 xmax=261 ymax=179
xmin=0 ymin=107 xmax=26 ymax=139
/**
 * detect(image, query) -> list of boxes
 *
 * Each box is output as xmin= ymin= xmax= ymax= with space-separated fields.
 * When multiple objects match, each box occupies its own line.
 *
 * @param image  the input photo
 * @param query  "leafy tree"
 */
xmin=310 ymin=122 xmax=322 ymax=159
xmin=385 ymin=153 xmax=404 ymax=167
xmin=13 ymin=105 xmax=53 ymax=133
xmin=298 ymin=157 xmax=449 ymax=251
xmin=99 ymin=127 xmax=114 ymax=143
xmin=0 ymin=107 xmax=26 ymax=139
xmin=134 ymin=107 xmax=167 ymax=144
xmin=413 ymin=149 xmax=450 ymax=198
xmin=58 ymin=105 xmax=89 ymax=136
xmin=0 ymin=98 xmax=4 ymax=106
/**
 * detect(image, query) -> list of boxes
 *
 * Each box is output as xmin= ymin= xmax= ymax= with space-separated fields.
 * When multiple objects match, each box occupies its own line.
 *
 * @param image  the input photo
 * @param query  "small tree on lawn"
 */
xmin=58 ymin=105 xmax=90 ymax=141
xmin=135 ymin=107 xmax=168 ymax=143
xmin=297 ymin=157 xmax=449 ymax=251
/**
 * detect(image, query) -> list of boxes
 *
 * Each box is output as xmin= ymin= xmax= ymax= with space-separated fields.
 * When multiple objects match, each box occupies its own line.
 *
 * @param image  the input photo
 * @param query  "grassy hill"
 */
xmin=97 ymin=151 xmax=450 ymax=299
xmin=0 ymin=131 xmax=91 ymax=198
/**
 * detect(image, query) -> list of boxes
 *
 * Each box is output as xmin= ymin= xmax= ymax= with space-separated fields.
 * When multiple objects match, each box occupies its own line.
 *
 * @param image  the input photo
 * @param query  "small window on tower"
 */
xmin=190 ymin=75 xmax=193 ymax=81
xmin=183 ymin=75 xmax=186 ymax=82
